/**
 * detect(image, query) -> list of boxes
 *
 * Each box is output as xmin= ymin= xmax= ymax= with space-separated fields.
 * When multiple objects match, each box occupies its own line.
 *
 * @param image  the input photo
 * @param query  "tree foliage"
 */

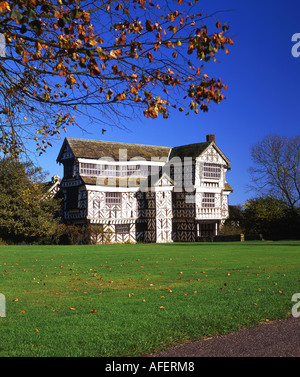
xmin=0 ymin=0 xmax=234 ymax=157
xmin=0 ymin=158 xmax=60 ymax=243
xmin=249 ymin=134 xmax=300 ymax=212
xmin=243 ymin=196 xmax=300 ymax=240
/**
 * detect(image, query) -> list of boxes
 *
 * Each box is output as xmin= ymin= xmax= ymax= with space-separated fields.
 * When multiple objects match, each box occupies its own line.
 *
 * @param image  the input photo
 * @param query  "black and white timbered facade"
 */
xmin=56 ymin=134 xmax=233 ymax=243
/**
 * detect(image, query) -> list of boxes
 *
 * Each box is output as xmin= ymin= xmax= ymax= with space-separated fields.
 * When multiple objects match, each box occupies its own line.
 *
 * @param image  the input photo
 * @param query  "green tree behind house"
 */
xmin=243 ymin=196 xmax=299 ymax=240
xmin=0 ymin=158 xmax=60 ymax=243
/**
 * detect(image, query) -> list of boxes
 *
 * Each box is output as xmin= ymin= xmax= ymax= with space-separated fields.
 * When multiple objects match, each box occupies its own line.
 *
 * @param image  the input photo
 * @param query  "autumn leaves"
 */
xmin=1 ymin=242 xmax=299 ymax=357
xmin=5 ymin=248 xmax=291 ymax=322
xmin=0 ymin=0 xmax=234 ymax=157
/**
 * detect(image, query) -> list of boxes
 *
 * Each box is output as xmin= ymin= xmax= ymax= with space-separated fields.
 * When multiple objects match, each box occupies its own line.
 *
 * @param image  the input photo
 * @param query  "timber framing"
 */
xmin=56 ymin=134 xmax=233 ymax=243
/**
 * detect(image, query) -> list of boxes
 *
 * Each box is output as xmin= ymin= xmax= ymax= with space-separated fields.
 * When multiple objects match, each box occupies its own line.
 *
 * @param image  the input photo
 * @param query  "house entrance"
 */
xmin=197 ymin=221 xmax=219 ymax=240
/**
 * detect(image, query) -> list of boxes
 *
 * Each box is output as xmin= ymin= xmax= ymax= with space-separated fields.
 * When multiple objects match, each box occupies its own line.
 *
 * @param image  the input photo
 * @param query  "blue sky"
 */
xmin=33 ymin=0 xmax=300 ymax=206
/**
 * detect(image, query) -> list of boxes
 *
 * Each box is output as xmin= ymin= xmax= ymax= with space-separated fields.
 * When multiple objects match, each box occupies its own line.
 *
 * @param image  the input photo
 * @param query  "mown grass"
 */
xmin=0 ymin=241 xmax=299 ymax=357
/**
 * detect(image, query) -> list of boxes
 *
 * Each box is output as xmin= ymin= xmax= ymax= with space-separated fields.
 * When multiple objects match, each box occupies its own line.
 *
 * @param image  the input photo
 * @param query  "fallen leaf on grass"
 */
xmin=20 ymin=311 xmax=26 ymax=314
xmin=69 ymin=307 xmax=76 ymax=311
xmin=90 ymin=309 xmax=98 ymax=313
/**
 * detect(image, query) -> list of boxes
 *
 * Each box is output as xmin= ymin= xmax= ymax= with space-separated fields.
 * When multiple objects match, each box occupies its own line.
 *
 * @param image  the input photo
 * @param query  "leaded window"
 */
xmin=202 ymin=193 xmax=215 ymax=208
xmin=105 ymin=192 xmax=121 ymax=205
xmin=203 ymin=163 xmax=221 ymax=179
xmin=115 ymin=224 xmax=130 ymax=234
xmin=79 ymin=162 xmax=155 ymax=178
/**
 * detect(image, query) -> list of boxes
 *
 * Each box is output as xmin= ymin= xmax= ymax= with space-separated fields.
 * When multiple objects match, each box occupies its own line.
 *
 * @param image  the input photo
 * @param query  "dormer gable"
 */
xmin=168 ymin=135 xmax=230 ymax=169
xmin=154 ymin=172 xmax=174 ymax=187
xmin=197 ymin=142 xmax=230 ymax=168
xmin=57 ymin=138 xmax=74 ymax=163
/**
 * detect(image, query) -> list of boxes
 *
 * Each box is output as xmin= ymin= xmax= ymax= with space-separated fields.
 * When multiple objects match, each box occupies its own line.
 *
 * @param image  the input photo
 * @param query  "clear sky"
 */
xmin=32 ymin=0 xmax=300 ymax=206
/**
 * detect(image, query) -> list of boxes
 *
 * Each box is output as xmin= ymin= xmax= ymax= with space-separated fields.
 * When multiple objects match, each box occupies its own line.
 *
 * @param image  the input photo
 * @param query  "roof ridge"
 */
xmin=172 ymin=141 xmax=211 ymax=148
xmin=65 ymin=137 xmax=213 ymax=150
xmin=66 ymin=137 xmax=170 ymax=149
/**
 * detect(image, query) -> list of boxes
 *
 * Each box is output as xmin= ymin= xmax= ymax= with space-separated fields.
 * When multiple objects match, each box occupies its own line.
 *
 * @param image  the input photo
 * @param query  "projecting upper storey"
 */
xmin=56 ymin=135 xmax=232 ymax=192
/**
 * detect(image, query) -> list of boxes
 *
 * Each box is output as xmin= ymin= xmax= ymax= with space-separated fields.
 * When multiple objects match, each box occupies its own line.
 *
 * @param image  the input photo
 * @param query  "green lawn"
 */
xmin=0 ymin=241 xmax=299 ymax=357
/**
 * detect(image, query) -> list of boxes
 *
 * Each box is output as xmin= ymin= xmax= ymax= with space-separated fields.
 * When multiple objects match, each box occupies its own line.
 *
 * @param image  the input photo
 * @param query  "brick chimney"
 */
xmin=206 ymin=134 xmax=215 ymax=143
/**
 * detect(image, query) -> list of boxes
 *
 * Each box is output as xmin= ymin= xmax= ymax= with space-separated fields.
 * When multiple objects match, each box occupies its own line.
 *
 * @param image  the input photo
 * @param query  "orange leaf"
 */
xmin=91 ymin=309 xmax=98 ymax=313
xmin=70 ymin=307 xmax=76 ymax=310
xmin=21 ymin=310 xmax=26 ymax=314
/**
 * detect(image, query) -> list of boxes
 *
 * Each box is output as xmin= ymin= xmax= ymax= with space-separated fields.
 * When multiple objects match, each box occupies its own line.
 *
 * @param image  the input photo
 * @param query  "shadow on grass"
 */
xmin=160 ymin=241 xmax=300 ymax=247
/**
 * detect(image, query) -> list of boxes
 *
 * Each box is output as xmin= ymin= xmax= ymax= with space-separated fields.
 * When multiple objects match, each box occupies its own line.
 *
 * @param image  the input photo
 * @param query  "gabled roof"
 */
xmin=57 ymin=136 xmax=230 ymax=167
xmin=169 ymin=141 xmax=210 ymax=160
xmin=154 ymin=172 xmax=174 ymax=187
xmin=41 ymin=175 xmax=61 ymax=199
xmin=57 ymin=137 xmax=171 ymax=162
xmin=169 ymin=141 xmax=230 ymax=167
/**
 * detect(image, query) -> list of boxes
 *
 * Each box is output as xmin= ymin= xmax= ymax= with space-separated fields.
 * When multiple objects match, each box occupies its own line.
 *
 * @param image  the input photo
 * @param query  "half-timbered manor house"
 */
xmin=56 ymin=134 xmax=233 ymax=243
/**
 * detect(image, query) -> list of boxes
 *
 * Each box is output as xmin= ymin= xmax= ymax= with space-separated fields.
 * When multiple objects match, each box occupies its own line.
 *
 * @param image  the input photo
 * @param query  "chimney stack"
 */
xmin=206 ymin=134 xmax=215 ymax=143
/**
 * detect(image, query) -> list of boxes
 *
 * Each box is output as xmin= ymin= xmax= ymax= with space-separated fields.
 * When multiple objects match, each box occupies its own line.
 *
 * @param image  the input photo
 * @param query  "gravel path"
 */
xmin=150 ymin=317 xmax=300 ymax=357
